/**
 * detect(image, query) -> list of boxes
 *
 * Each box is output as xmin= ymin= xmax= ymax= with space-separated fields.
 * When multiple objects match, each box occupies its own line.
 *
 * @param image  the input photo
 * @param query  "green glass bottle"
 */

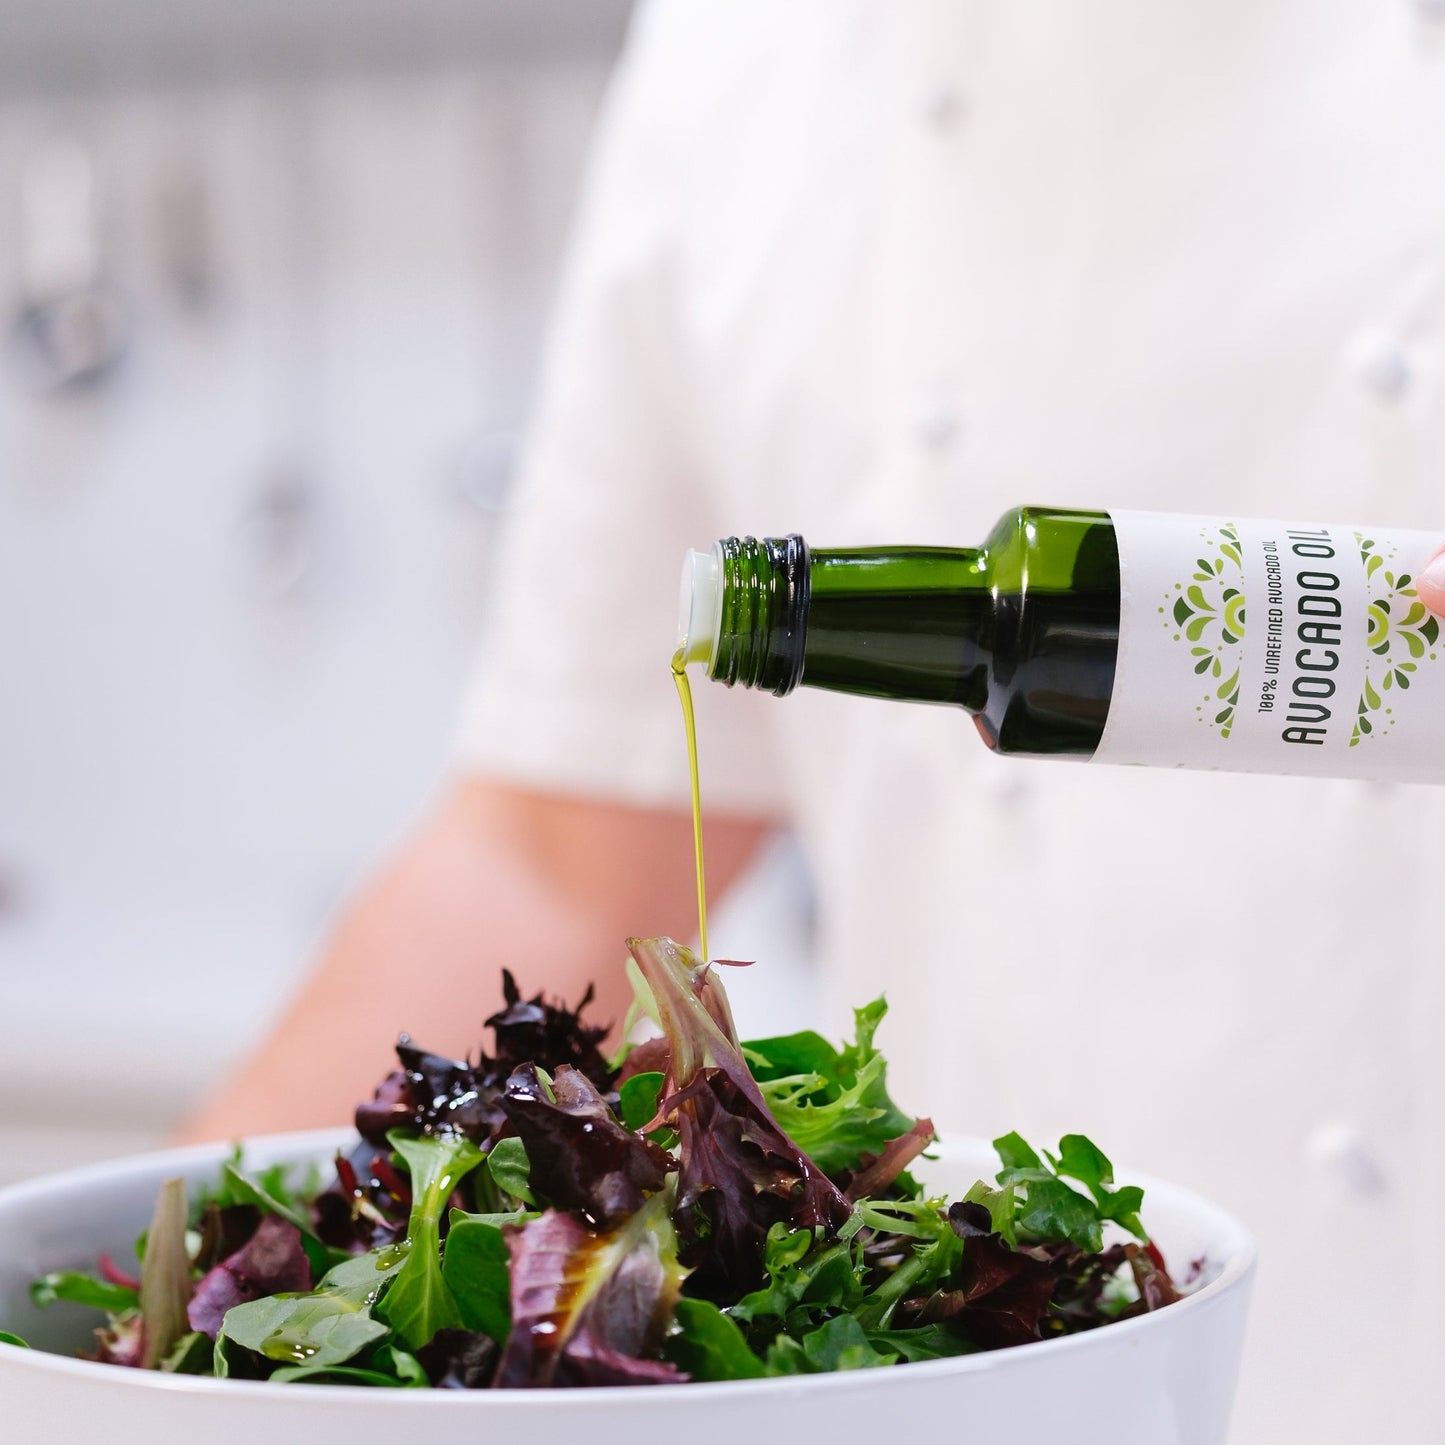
xmin=677 ymin=508 xmax=1118 ymax=757
xmin=676 ymin=505 xmax=1445 ymax=780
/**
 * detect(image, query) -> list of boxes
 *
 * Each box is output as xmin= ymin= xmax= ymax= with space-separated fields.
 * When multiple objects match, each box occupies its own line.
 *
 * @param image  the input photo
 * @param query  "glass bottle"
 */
xmin=675 ymin=506 xmax=1445 ymax=782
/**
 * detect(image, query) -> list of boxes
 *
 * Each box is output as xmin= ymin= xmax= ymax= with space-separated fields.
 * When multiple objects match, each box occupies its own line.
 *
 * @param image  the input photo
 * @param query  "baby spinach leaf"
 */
xmin=663 ymin=1299 xmax=764 ymax=1380
xmin=993 ymin=1131 xmax=1046 ymax=1176
xmin=485 ymin=1137 xmax=534 ymax=1207
xmin=441 ymin=1215 xmax=513 ymax=1343
xmin=372 ymin=1341 xmax=430 ymax=1386
xmin=218 ymin=1246 xmax=403 ymax=1370
xmin=619 ymin=1071 xmax=665 ymax=1131
xmin=269 ymin=1361 xmax=416 ymax=1386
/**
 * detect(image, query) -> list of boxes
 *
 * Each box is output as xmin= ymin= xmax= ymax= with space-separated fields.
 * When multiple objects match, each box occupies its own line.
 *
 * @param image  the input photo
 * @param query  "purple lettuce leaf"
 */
xmin=355 ymin=973 xmax=617 ymax=1148
xmin=314 ymin=1147 xmax=413 ymax=1252
xmin=499 ymin=1064 xmax=674 ymax=1229
xmin=192 ymin=1205 xmax=262 ymax=1274
xmin=494 ymin=1199 xmax=686 ymax=1388
xmin=1125 ymin=1241 xmax=1181 ymax=1313
xmin=188 ymin=1215 xmax=312 ymax=1339
xmin=842 ymin=1117 xmax=938 ymax=1203
xmin=890 ymin=1200 xmax=1059 ymax=1349
xmin=486 ymin=970 xmax=615 ymax=1084
xmin=627 ymin=937 xmax=850 ymax=1298
xmin=91 ymin=1312 xmax=146 ymax=1368
xmin=415 ymin=1328 xmax=500 ymax=1388
xmin=1024 ymin=1239 xmax=1131 ymax=1334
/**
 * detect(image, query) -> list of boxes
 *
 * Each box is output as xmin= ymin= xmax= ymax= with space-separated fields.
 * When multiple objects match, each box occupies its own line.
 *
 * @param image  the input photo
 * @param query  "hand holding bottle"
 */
xmin=1421 ymin=545 xmax=1445 ymax=617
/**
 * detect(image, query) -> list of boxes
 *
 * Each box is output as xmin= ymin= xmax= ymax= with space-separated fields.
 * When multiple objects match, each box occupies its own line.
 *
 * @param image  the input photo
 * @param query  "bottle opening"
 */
xmin=676 ymin=545 xmax=723 ymax=667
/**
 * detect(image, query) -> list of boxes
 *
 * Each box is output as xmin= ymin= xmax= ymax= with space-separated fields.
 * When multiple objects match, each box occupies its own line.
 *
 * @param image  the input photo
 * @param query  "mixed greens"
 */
xmin=14 ymin=938 xmax=1180 ymax=1386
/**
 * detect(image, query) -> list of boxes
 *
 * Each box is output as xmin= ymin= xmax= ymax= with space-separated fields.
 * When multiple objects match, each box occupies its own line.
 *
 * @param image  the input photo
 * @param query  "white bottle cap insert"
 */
xmin=677 ymin=546 xmax=723 ymax=666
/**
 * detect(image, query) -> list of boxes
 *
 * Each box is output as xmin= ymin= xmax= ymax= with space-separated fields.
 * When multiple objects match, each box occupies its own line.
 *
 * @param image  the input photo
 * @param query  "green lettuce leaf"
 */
xmin=441 ymin=1211 xmax=520 ymax=1343
xmin=374 ymin=1131 xmax=485 ymax=1351
xmin=749 ymin=1000 xmax=920 ymax=1177
xmin=663 ymin=1298 xmax=765 ymax=1380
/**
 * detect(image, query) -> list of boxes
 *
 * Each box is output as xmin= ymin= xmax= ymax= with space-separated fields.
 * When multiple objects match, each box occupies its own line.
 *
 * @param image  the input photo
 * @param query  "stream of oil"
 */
xmin=670 ymin=647 xmax=708 ymax=961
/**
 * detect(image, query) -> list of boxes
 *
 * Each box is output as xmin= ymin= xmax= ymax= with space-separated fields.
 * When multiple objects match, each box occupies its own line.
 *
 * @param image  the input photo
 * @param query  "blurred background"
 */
xmin=0 ymin=0 xmax=681 ymax=1182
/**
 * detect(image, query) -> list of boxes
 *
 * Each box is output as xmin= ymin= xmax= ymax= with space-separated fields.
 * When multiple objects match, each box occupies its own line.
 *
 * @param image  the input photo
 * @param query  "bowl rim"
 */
xmin=0 ymin=1127 xmax=1257 ymax=1406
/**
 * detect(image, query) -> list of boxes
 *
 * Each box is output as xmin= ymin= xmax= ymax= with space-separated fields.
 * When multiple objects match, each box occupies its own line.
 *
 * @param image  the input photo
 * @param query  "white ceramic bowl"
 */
xmin=0 ymin=1130 xmax=1254 ymax=1445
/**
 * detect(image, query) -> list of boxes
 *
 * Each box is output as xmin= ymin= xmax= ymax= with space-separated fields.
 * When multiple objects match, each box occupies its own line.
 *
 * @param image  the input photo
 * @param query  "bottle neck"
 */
xmin=709 ymin=535 xmax=991 ymax=710
xmin=709 ymin=535 xmax=812 ymax=695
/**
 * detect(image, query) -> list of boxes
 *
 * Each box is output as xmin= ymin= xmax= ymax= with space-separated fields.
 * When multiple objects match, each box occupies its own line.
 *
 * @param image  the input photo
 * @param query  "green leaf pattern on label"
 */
xmin=1349 ymin=532 xmax=1441 ymax=746
xmin=1161 ymin=523 xmax=1244 ymax=739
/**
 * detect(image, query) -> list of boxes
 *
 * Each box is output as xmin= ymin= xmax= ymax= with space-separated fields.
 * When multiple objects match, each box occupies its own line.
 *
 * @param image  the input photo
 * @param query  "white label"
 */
xmin=1094 ymin=510 xmax=1445 ymax=782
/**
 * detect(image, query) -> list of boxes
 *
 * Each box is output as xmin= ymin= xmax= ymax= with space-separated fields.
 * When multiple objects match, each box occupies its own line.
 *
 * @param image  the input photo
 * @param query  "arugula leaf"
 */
xmin=374 ymin=1131 xmax=485 ymax=1351
xmin=218 ymin=1248 xmax=404 ymax=1370
xmin=993 ymin=1131 xmax=1045 ymax=1175
xmin=1052 ymin=1135 xmax=1147 ymax=1240
xmin=201 ymin=1154 xmax=320 ymax=1221
xmin=0 ymin=1330 xmax=30 ymax=1348
xmin=1016 ymin=1178 xmax=1105 ymax=1255
xmin=441 ymin=1213 xmax=515 ymax=1343
xmin=31 ymin=1271 xmax=138 ymax=1314
xmin=993 ymin=1132 xmax=1147 ymax=1252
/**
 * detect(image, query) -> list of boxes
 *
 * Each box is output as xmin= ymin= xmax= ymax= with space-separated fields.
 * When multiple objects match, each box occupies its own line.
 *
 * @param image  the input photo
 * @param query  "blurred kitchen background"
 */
xmin=0 ymin=0 xmax=815 ymax=1184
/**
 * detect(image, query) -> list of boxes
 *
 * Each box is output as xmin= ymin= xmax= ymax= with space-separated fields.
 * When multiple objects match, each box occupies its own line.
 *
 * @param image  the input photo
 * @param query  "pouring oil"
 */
xmin=670 ymin=646 xmax=709 ymax=960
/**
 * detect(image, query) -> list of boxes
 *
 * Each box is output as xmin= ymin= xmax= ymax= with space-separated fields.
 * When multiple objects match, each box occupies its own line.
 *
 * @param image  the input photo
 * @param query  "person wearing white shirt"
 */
xmin=188 ymin=4 xmax=1445 ymax=1440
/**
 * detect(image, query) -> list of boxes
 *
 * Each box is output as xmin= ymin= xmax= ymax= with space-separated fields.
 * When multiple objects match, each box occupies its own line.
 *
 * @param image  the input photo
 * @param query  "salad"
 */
xmin=13 ymin=937 xmax=1180 ymax=1386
